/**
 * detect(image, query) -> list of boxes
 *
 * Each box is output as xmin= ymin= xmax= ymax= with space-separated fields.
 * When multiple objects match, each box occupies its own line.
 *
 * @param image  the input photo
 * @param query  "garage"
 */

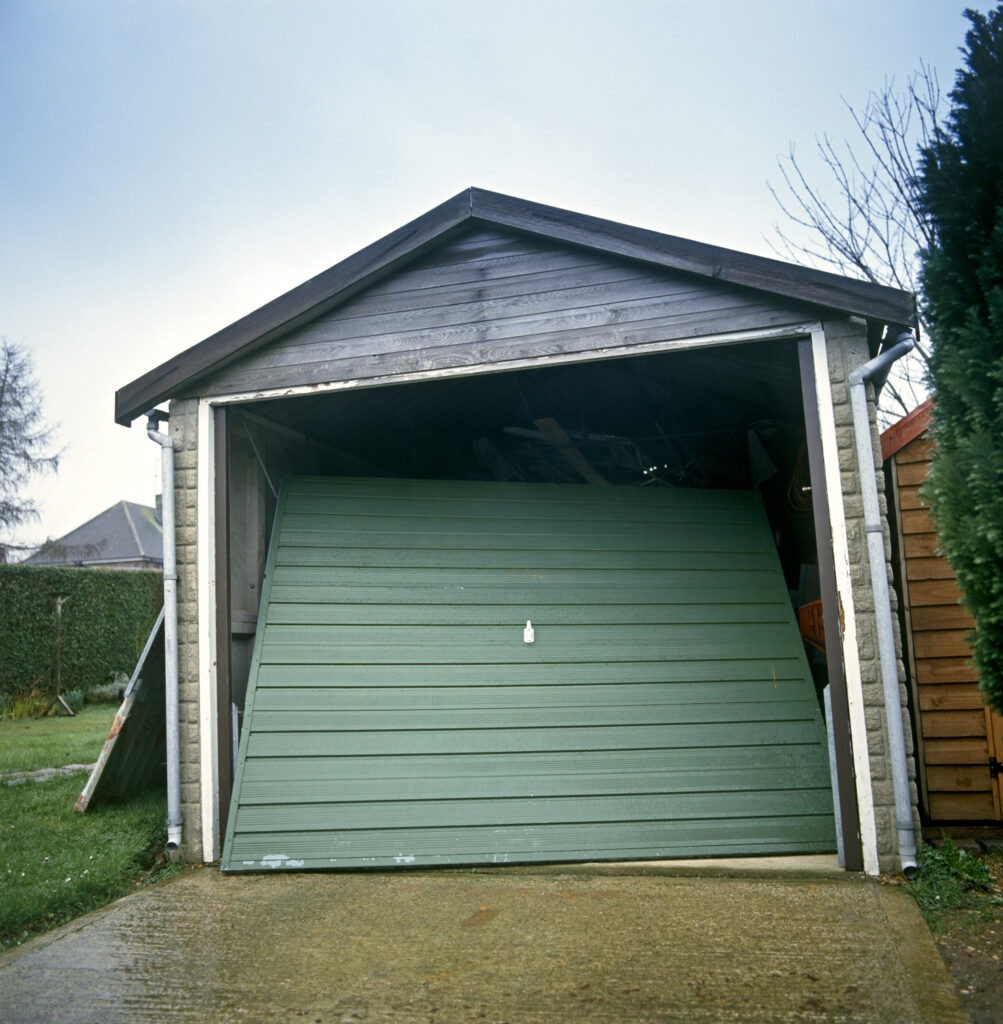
xmin=222 ymin=475 xmax=834 ymax=870
xmin=116 ymin=187 xmax=920 ymax=873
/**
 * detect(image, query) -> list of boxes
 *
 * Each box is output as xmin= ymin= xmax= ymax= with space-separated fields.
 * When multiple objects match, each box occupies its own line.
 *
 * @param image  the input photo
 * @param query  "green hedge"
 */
xmin=0 ymin=566 xmax=162 ymax=697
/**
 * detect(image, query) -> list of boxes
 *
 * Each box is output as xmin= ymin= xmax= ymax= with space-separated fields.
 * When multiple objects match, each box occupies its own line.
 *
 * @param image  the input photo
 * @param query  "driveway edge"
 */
xmin=876 ymin=884 xmax=970 ymax=1024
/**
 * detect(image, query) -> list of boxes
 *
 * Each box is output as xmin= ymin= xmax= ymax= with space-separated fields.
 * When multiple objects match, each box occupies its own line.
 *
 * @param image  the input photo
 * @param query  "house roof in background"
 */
xmin=881 ymin=397 xmax=935 ymax=462
xmin=115 ymin=187 xmax=917 ymax=424
xmin=24 ymin=500 xmax=163 ymax=567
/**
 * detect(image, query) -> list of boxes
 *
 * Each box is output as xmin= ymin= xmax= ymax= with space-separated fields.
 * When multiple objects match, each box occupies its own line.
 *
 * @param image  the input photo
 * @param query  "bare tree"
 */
xmin=769 ymin=64 xmax=942 ymax=424
xmin=0 ymin=340 xmax=60 ymax=561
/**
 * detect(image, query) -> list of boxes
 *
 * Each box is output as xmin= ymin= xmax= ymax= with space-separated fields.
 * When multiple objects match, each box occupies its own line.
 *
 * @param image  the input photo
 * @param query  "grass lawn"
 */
xmin=0 ymin=705 xmax=118 ymax=774
xmin=0 ymin=709 xmax=181 ymax=951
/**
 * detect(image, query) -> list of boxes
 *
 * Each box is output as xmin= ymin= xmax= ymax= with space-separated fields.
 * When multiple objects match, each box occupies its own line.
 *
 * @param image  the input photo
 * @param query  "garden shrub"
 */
xmin=84 ymin=677 xmax=129 ymax=705
xmin=0 ymin=566 xmax=161 ymax=699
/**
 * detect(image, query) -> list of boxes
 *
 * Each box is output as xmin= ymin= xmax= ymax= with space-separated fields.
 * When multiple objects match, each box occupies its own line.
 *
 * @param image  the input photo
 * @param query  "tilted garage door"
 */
xmin=221 ymin=476 xmax=835 ymax=871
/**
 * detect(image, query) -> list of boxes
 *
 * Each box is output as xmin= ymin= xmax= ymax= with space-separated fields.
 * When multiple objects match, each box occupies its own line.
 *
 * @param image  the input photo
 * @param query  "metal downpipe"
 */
xmin=848 ymin=332 xmax=918 ymax=878
xmin=147 ymin=409 xmax=183 ymax=854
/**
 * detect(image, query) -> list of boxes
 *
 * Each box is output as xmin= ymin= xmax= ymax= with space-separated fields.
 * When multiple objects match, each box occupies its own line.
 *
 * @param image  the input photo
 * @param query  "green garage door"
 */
xmin=221 ymin=476 xmax=835 ymax=871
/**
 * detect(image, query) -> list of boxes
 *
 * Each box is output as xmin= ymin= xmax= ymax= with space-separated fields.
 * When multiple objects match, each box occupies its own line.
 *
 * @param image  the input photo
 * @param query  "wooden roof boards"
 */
xmin=197 ymin=225 xmax=821 ymax=404
xmin=116 ymin=188 xmax=916 ymax=425
xmin=468 ymin=190 xmax=914 ymax=325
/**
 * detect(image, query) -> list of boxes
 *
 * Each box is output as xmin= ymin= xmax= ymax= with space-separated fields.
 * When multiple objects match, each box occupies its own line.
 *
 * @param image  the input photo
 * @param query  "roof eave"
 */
xmin=467 ymin=189 xmax=915 ymax=328
xmin=115 ymin=189 xmax=474 ymax=424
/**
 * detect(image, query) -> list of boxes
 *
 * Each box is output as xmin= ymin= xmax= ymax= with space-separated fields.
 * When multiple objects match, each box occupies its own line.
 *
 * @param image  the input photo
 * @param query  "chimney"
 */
xmin=155 ymin=492 xmax=163 ymax=524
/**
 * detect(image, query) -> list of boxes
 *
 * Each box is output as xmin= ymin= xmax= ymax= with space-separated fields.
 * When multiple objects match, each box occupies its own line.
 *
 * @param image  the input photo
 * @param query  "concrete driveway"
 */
xmin=0 ymin=860 xmax=966 ymax=1023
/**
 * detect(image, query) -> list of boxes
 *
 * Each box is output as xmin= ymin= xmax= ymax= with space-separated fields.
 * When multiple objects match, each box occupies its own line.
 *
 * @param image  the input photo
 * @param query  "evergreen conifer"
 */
xmin=920 ymin=6 xmax=1003 ymax=711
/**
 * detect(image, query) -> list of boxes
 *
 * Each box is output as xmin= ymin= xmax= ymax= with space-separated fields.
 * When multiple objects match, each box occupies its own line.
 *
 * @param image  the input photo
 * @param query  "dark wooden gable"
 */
xmin=115 ymin=188 xmax=915 ymax=424
xmin=194 ymin=225 xmax=819 ymax=398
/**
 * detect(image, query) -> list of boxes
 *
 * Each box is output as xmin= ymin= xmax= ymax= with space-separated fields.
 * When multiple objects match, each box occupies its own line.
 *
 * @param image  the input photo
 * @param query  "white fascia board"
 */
xmin=205 ymin=322 xmax=823 ymax=407
xmin=196 ymin=399 xmax=219 ymax=862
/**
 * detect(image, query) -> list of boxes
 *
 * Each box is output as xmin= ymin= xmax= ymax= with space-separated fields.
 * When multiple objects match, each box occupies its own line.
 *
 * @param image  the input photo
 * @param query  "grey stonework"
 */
xmin=824 ymin=319 xmax=920 ymax=872
xmin=169 ymin=397 xmax=204 ymax=863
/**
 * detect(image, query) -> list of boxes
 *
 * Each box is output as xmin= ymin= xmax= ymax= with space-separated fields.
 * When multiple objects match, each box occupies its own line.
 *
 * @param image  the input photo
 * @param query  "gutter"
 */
xmin=848 ymin=332 xmax=918 ymax=877
xmin=146 ymin=408 xmax=183 ymax=854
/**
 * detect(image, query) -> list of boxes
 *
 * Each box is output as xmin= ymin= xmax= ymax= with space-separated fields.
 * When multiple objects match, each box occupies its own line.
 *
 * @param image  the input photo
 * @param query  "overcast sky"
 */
xmin=1 ymin=0 xmax=970 ymax=550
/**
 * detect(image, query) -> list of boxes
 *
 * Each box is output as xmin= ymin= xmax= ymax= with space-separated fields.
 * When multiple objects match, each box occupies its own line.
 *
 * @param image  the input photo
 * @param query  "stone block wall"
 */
xmin=168 ymin=397 xmax=203 ymax=863
xmin=824 ymin=318 xmax=919 ymax=872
